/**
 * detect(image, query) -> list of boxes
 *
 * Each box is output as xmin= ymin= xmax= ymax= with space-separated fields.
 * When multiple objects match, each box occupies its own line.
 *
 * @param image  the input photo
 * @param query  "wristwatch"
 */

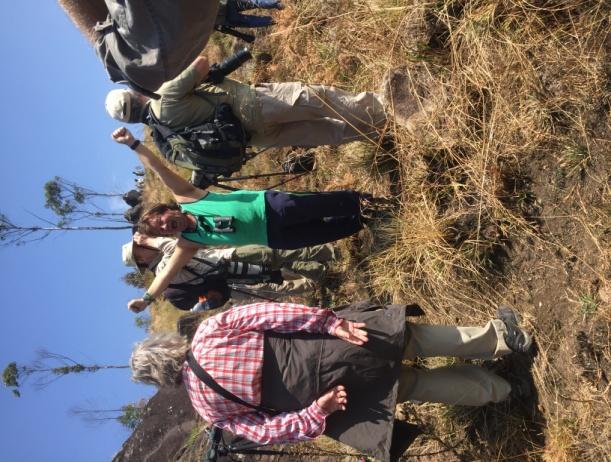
xmin=142 ymin=292 xmax=155 ymax=305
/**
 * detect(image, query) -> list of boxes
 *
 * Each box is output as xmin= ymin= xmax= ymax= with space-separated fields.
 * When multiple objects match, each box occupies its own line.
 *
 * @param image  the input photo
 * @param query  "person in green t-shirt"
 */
xmin=112 ymin=127 xmax=390 ymax=313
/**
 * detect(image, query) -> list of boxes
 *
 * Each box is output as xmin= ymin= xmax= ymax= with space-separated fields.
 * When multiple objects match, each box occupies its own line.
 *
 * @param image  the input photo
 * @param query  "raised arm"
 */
xmin=111 ymin=127 xmax=205 ymax=203
xmin=128 ymin=239 xmax=200 ymax=313
xmin=133 ymin=232 xmax=175 ymax=252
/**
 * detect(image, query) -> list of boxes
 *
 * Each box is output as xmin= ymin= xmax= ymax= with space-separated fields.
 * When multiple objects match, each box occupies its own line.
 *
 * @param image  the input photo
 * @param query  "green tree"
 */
xmin=2 ymin=351 xmax=129 ymax=397
xmin=43 ymin=176 xmax=127 ymax=225
xmin=122 ymin=270 xmax=147 ymax=289
xmin=117 ymin=402 xmax=147 ymax=430
xmin=134 ymin=315 xmax=152 ymax=330
xmin=70 ymin=400 xmax=147 ymax=430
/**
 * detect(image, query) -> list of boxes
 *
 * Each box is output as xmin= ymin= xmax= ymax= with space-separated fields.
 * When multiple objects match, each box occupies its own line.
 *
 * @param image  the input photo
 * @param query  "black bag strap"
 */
xmin=179 ymin=258 xmax=226 ymax=285
xmin=186 ymin=351 xmax=279 ymax=415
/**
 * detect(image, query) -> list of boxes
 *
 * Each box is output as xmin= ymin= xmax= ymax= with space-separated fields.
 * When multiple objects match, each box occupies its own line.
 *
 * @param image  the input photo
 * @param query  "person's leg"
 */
xmin=230 ymin=279 xmax=314 ymax=302
xmin=404 ymin=320 xmax=511 ymax=361
xmin=231 ymin=245 xmax=335 ymax=272
xmin=397 ymin=364 xmax=511 ymax=406
xmin=268 ymin=216 xmax=363 ymax=249
xmin=260 ymin=119 xmax=351 ymax=147
xmin=235 ymin=0 xmax=283 ymax=10
xmin=285 ymin=261 xmax=327 ymax=281
xmin=225 ymin=0 xmax=276 ymax=27
xmin=279 ymin=268 xmax=302 ymax=280
xmin=274 ymin=244 xmax=336 ymax=263
xmin=274 ymin=277 xmax=316 ymax=295
xmin=231 ymin=245 xmax=276 ymax=265
xmin=256 ymin=83 xmax=387 ymax=146
xmin=265 ymin=190 xmax=362 ymax=226
xmin=265 ymin=190 xmax=365 ymax=249
xmin=284 ymin=244 xmax=336 ymax=262
xmin=225 ymin=12 xmax=274 ymax=27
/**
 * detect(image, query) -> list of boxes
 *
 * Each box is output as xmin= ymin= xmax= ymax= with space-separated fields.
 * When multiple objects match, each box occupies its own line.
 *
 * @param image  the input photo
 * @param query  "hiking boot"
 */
xmin=496 ymin=306 xmax=533 ymax=354
xmin=509 ymin=372 xmax=533 ymax=401
xmin=379 ymin=131 xmax=396 ymax=152
xmin=389 ymin=420 xmax=422 ymax=462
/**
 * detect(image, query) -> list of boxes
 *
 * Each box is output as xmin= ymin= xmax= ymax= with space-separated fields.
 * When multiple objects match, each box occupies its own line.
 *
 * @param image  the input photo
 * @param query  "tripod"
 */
xmin=202 ymin=416 xmax=423 ymax=461
xmin=190 ymin=148 xmax=315 ymax=191
xmin=203 ymin=426 xmax=368 ymax=462
xmin=207 ymin=170 xmax=311 ymax=191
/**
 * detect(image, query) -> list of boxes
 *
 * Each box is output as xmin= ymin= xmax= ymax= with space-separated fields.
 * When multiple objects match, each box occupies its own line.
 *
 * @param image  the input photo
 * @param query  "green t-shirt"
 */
xmin=179 ymin=191 xmax=268 ymax=246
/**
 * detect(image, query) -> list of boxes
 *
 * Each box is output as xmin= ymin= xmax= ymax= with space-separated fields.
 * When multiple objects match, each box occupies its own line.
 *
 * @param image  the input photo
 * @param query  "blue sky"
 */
xmin=0 ymin=3 xmax=156 ymax=460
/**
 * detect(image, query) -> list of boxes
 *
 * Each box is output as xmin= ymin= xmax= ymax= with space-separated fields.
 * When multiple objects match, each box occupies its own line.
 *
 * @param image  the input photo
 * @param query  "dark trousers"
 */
xmin=225 ymin=0 xmax=281 ymax=28
xmin=264 ymin=190 xmax=363 ymax=249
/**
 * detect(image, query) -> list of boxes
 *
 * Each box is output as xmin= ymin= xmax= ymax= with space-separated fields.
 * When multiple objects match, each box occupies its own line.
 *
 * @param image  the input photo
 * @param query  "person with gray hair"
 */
xmin=130 ymin=300 xmax=533 ymax=462
xmin=122 ymin=233 xmax=335 ymax=312
xmin=131 ymin=332 xmax=191 ymax=387
xmin=105 ymin=54 xmax=388 ymax=149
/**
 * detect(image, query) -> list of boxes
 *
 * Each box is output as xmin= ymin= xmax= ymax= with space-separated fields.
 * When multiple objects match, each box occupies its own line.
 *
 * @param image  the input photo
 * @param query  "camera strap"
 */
xmin=186 ymin=351 xmax=280 ymax=416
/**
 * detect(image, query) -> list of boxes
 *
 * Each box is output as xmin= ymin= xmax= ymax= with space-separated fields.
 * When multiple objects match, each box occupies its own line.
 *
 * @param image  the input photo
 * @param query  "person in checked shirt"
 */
xmin=130 ymin=301 xmax=532 ymax=462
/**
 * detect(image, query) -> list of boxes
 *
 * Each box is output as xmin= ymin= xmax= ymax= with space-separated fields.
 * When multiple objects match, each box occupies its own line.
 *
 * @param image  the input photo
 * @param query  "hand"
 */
xmin=133 ymin=232 xmax=155 ymax=247
xmin=132 ymin=231 xmax=146 ymax=246
xmin=334 ymin=319 xmax=368 ymax=345
xmin=128 ymin=298 xmax=148 ymax=313
xmin=316 ymin=385 xmax=348 ymax=414
xmin=205 ymin=289 xmax=225 ymax=309
xmin=112 ymin=127 xmax=136 ymax=146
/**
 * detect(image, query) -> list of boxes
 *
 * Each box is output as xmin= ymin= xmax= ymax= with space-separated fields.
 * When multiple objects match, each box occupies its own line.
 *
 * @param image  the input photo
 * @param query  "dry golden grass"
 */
xmin=148 ymin=298 xmax=184 ymax=333
xmin=255 ymin=1 xmax=609 ymax=460
xmin=141 ymin=0 xmax=609 ymax=459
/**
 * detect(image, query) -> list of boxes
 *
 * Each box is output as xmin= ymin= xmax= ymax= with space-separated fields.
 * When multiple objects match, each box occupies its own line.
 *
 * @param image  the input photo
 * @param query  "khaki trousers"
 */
xmin=397 ymin=320 xmax=512 ymax=406
xmin=232 ymin=244 xmax=335 ymax=280
xmin=252 ymin=82 xmax=387 ymax=148
xmin=229 ymin=277 xmax=316 ymax=304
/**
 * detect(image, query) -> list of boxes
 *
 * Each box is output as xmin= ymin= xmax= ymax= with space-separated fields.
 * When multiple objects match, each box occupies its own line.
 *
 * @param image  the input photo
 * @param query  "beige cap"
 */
xmin=105 ymin=89 xmax=132 ymax=122
xmin=122 ymin=241 xmax=145 ymax=274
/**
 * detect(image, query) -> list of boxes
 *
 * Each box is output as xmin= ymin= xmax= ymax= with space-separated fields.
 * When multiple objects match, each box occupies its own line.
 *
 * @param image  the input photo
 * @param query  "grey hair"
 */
xmin=130 ymin=332 xmax=190 ymax=387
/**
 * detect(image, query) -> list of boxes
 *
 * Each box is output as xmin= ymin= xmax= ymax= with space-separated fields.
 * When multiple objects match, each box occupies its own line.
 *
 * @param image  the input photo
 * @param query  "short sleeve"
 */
xmin=158 ymin=64 xmax=202 ymax=99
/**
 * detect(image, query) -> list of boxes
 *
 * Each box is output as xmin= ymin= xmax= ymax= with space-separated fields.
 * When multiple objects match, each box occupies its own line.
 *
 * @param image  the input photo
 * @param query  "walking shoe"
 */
xmin=389 ymin=420 xmax=422 ymax=462
xmin=379 ymin=131 xmax=396 ymax=153
xmin=496 ymin=306 xmax=533 ymax=353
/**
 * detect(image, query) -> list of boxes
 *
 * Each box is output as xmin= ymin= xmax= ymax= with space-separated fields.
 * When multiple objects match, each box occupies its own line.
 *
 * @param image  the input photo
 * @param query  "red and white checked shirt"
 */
xmin=183 ymin=302 xmax=343 ymax=445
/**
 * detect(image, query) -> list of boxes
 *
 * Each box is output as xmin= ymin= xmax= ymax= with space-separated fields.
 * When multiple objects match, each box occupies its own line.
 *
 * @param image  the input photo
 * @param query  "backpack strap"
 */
xmin=145 ymin=107 xmax=174 ymax=137
xmin=180 ymin=261 xmax=222 ymax=285
xmin=186 ymin=350 xmax=279 ymax=415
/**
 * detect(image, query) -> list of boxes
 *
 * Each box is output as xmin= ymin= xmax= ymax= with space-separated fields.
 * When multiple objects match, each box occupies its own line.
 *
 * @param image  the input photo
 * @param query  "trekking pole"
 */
xmin=267 ymin=171 xmax=310 ymax=189
xmin=203 ymin=427 xmax=369 ymax=461
xmin=214 ymin=25 xmax=256 ymax=43
xmin=214 ymin=170 xmax=312 ymax=190
xmin=216 ymin=171 xmax=300 ymax=182
xmin=228 ymin=285 xmax=280 ymax=302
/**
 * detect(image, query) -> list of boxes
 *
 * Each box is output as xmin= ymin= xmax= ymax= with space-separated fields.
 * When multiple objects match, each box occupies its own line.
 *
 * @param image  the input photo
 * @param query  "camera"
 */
xmin=204 ymin=426 xmax=224 ymax=462
xmin=206 ymin=48 xmax=253 ymax=84
xmin=213 ymin=216 xmax=235 ymax=233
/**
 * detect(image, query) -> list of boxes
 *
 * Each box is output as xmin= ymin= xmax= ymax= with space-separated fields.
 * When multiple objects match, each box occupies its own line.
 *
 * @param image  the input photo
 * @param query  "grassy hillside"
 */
xmin=142 ymin=1 xmax=609 ymax=460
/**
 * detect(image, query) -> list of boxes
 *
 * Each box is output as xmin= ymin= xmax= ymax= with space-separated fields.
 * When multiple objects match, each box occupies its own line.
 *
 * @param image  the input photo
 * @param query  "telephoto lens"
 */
xmin=207 ymin=48 xmax=253 ymax=84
